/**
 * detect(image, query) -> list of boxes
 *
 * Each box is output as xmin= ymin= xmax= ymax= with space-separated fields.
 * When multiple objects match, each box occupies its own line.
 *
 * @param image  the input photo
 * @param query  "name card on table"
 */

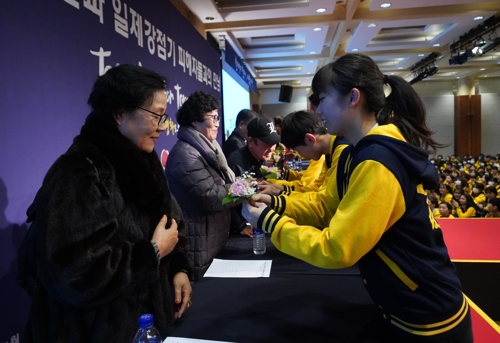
xmin=203 ymin=259 xmax=272 ymax=278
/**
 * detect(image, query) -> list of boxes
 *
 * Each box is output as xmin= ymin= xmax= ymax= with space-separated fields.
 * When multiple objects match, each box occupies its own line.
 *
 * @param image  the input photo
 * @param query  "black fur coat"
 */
xmin=18 ymin=113 xmax=192 ymax=343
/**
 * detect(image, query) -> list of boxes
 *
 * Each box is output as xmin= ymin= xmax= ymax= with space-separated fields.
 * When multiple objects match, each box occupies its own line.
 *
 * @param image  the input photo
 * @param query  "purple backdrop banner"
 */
xmin=0 ymin=0 xmax=221 ymax=341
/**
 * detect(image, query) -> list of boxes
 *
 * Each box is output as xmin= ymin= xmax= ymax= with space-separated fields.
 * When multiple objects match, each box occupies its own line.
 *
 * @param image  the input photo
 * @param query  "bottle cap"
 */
xmin=138 ymin=314 xmax=154 ymax=329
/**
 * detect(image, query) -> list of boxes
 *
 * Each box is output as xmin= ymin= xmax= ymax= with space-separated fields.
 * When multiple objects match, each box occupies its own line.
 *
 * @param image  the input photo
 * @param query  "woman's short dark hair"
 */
xmin=87 ymin=64 xmax=167 ymax=126
xmin=311 ymin=53 xmax=444 ymax=153
xmin=176 ymin=90 xmax=220 ymax=126
xmin=281 ymin=110 xmax=328 ymax=149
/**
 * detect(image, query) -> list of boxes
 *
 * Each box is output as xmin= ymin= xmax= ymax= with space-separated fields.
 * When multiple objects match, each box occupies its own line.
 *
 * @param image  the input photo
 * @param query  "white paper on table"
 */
xmin=203 ymin=259 xmax=272 ymax=278
xmin=164 ymin=337 xmax=234 ymax=343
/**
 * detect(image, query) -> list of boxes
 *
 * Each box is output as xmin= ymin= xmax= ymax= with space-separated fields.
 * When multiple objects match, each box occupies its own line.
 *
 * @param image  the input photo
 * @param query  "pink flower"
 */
xmin=223 ymin=176 xmax=258 ymax=204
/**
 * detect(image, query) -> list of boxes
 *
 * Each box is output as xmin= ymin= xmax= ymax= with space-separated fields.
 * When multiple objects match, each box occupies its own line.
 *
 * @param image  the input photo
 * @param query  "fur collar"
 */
xmin=75 ymin=112 xmax=167 ymax=213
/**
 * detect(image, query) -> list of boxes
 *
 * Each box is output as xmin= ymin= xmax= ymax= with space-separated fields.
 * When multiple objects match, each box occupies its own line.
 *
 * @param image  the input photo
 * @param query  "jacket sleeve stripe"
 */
xmin=258 ymin=207 xmax=282 ymax=233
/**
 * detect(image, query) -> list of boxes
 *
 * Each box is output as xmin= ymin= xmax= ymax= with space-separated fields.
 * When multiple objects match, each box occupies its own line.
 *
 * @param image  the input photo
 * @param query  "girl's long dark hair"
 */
xmin=311 ymin=53 xmax=445 ymax=153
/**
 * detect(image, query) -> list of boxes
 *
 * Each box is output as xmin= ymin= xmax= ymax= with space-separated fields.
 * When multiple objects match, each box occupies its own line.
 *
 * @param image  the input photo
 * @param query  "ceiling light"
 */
xmin=205 ymin=16 xmax=215 ymax=21
xmin=352 ymin=48 xmax=358 ymax=51
xmin=474 ymin=16 xmax=484 ymax=21
xmin=456 ymin=77 xmax=460 ymax=79
xmin=313 ymin=28 xmax=322 ymax=31
xmin=450 ymin=16 xmax=500 ymax=63
xmin=309 ymin=60 xmax=314 ymax=63
xmin=472 ymin=46 xmax=483 ymax=55
xmin=480 ymin=68 xmax=486 ymax=70
xmin=316 ymin=8 xmax=326 ymax=13
xmin=398 ymin=67 xmax=403 ymax=69
xmin=380 ymin=3 xmax=391 ymax=8
xmin=410 ymin=53 xmax=439 ymax=84
xmin=418 ymin=54 xmax=425 ymax=57
xmin=310 ymin=51 xmax=316 ymax=54
xmin=433 ymin=44 xmax=440 ymax=47
xmin=368 ymin=23 xmax=377 ymax=28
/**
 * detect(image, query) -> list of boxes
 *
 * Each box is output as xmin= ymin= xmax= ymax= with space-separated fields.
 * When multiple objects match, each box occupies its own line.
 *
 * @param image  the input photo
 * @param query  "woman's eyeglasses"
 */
xmin=137 ymin=106 xmax=169 ymax=126
xmin=204 ymin=113 xmax=220 ymax=124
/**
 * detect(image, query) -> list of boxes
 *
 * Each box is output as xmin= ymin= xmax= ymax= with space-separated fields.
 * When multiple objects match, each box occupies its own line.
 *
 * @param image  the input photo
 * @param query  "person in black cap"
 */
xmin=226 ymin=117 xmax=281 ymax=236
xmin=227 ymin=116 xmax=281 ymax=178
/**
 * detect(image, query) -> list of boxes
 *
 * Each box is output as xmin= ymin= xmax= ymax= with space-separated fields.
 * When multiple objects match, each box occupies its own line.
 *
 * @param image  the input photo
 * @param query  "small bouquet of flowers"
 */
xmin=259 ymin=165 xmax=282 ymax=180
xmin=222 ymin=172 xmax=259 ymax=204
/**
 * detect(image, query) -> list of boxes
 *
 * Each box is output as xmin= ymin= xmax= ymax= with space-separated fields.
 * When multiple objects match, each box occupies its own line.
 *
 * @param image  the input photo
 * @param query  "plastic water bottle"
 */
xmin=132 ymin=314 xmax=162 ymax=343
xmin=253 ymin=227 xmax=266 ymax=255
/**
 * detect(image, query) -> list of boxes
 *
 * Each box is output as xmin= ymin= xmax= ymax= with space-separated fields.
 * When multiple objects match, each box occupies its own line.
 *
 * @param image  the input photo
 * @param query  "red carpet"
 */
xmin=437 ymin=219 xmax=500 ymax=342
xmin=469 ymin=297 xmax=500 ymax=343
xmin=437 ymin=218 xmax=500 ymax=261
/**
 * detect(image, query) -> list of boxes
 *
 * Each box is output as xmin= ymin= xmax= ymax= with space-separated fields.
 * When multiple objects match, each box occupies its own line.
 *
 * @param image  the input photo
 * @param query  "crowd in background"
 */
xmin=428 ymin=153 xmax=500 ymax=218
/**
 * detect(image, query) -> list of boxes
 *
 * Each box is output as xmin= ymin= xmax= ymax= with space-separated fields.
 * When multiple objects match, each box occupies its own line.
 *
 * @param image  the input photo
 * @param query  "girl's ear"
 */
xmin=350 ymin=88 xmax=361 ymax=107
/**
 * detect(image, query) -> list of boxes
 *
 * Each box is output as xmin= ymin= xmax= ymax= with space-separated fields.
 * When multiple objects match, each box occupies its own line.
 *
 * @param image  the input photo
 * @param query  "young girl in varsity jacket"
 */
xmin=243 ymin=53 xmax=472 ymax=343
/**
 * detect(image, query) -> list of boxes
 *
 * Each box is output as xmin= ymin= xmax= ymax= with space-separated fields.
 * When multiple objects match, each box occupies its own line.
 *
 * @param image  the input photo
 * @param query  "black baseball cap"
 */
xmin=247 ymin=117 xmax=281 ymax=145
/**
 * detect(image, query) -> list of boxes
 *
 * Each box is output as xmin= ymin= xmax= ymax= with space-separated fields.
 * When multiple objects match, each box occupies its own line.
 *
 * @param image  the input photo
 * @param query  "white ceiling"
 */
xmin=175 ymin=0 xmax=500 ymax=89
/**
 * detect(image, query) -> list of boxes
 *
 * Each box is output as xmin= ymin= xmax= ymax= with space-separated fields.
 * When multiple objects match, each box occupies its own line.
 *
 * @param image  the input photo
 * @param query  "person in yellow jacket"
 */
xmin=455 ymin=194 xmax=479 ymax=218
xmin=243 ymin=54 xmax=472 ymax=342
xmin=438 ymin=202 xmax=455 ymax=218
xmin=438 ymin=183 xmax=453 ymax=204
xmin=261 ymin=154 xmax=326 ymax=195
xmin=472 ymin=183 xmax=486 ymax=205
xmin=256 ymin=110 xmax=351 ymax=228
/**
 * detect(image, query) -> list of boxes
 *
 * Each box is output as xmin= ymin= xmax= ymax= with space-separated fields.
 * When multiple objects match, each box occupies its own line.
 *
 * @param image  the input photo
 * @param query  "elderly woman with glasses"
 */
xmin=18 ymin=64 xmax=193 ymax=343
xmin=165 ymin=90 xmax=244 ymax=281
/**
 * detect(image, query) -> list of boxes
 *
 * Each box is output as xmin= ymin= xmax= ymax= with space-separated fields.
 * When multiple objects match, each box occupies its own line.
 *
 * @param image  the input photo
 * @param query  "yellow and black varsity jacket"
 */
xmin=257 ymin=124 xmax=470 ymax=341
xmin=268 ymin=135 xmax=351 ymax=228
xmin=268 ymin=156 xmax=326 ymax=194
